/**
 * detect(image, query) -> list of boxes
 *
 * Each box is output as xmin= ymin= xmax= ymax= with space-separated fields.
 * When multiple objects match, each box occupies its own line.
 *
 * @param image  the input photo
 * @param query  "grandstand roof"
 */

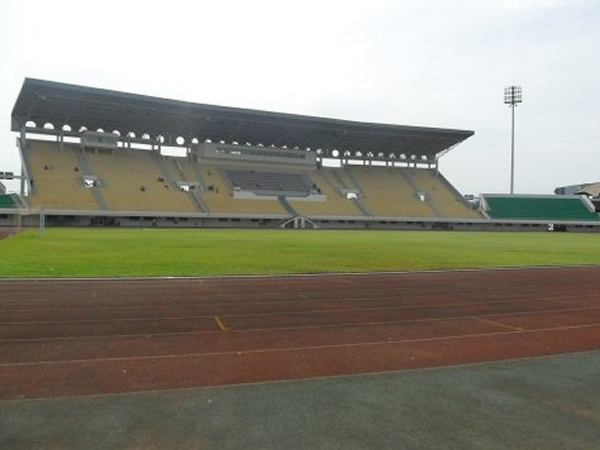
xmin=11 ymin=78 xmax=473 ymax=161
xmin=575 ymin=182 xmax=600 ymax=198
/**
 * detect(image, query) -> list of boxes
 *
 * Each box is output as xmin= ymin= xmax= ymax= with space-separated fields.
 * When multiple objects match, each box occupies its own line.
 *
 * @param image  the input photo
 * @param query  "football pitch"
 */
xmin=0 ymin=228 xmax=599 ymax=278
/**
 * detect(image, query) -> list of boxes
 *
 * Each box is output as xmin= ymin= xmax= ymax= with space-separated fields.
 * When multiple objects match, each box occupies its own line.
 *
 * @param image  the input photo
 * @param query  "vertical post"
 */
xmin=40 ymin=209 xmax=45 ymax=237
xmin=20 ymin=167 xmax=25 ymax=197
xmin=510 ymin=99 xmax=515 ymax=194
xmin=19 ymin=127 xmax=26 ymax=197
xmin=504 ymin=85 xmax=522 ymax=194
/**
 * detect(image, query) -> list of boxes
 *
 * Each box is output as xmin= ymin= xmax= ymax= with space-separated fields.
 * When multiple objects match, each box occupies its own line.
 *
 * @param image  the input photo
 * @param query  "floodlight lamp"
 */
xmin=504 ymin=85 xmax=523 ymax=105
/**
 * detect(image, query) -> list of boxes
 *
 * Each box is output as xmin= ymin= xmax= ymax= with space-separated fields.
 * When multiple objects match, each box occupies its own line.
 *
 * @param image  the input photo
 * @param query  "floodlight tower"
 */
xmin=504 ymin=85 xmax=522 ymax=194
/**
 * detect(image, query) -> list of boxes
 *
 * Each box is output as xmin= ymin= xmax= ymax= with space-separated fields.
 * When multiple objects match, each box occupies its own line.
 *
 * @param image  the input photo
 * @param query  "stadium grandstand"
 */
xmin=555 ymin=182 xmax=600 ymax=213
xmin=480 ymin=194 xmax=599 ymax=231
xmin=2 ymin=78 xmax=599 ymax=231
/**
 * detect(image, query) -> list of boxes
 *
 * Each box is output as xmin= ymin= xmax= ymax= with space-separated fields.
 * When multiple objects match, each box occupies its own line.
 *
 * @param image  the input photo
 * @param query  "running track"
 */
xmin=1 ymin=267 xmax=600 ymax=400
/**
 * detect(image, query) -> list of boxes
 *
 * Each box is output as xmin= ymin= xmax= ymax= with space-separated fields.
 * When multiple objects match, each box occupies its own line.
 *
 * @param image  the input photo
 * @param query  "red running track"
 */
xmin=1 ymin=267 xmax=600 ymax=400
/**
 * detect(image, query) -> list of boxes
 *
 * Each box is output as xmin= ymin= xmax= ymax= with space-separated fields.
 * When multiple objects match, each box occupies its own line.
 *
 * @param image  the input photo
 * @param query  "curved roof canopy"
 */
xmin=12 ymin=78 xmax=473 ymax=161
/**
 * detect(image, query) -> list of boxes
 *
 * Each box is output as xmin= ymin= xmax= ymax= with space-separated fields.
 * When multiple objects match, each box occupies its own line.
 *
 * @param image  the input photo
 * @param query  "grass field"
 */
xmin=0 ymin=228 xmax=599 ymax=278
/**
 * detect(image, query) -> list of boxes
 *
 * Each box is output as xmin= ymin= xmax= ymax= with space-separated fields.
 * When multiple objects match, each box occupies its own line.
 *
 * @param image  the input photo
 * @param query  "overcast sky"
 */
xmin=1 ymin=0 xmax=599 ymax=195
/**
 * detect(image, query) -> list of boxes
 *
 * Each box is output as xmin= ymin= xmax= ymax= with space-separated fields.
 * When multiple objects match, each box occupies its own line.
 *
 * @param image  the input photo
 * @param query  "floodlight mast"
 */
xmin=504 ymin=85 xmax=522 ymax=194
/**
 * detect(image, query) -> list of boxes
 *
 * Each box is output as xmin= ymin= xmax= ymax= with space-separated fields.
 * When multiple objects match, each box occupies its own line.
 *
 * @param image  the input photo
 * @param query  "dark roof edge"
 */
xmin=13 ymin=78 xmax=474 ymax=137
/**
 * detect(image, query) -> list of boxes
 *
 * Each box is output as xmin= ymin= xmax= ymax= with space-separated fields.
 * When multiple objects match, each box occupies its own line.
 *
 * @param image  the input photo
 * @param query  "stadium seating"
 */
xmin=19 ymin=139 xmax=488 ymax=223
xmin=408 ymin=170 xmax=482 ymax=219
xmin=223 ymin=170 xmax=313 ymax=197
xmin=25 ymin=140 xmax=100 ymax=210
xmin=198 ymin=165 xmax=287 ymax=215
xmin=0 ymin=194 xmax=18 ymax=208
xmin=162 ymin=156 xmax=198 ymax=183
xmin=482 ymin=194 xmax=600 ymax=221
xmin=288 ymin=168 xmax=365 ymax=217
xmin=347 ymin=166 xmax=436 ymax=218
xmin=83 ymin=147 xmax=198 ymax=213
